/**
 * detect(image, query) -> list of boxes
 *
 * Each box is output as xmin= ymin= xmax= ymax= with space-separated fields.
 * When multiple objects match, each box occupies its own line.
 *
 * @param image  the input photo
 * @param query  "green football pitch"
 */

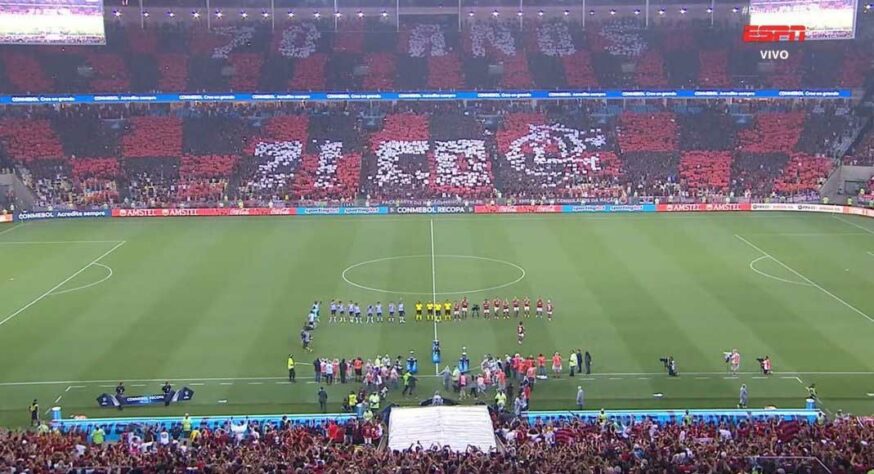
xmin=0 ymin=212 xmax=872 ymax=427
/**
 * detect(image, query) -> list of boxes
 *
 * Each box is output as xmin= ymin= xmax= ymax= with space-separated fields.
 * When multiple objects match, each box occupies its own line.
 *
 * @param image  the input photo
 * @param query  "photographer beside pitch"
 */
xmin=660 ymin=356 xmax=678 ymax=376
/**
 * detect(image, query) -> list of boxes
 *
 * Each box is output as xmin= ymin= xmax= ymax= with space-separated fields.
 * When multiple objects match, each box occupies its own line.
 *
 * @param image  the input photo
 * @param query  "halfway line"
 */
xmin=734 ymin=234 xmax=873 ymax=323
xmin=430 ymin=219 xmax=438 ymax=375
xmin=0 ymin=241 xmax=127 ymax=328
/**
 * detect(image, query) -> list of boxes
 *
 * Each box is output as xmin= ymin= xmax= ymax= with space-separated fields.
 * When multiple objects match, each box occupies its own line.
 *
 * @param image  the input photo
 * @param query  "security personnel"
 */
xmin=347 ymin=391 xmax=358 ymax=411
xmin=494 ymin=390 xmax=507 ymax=410
xmin=683 ymin=410 xmax=693 ymax=426
xmin=318 ymin=387 xmax=328 ymax=413
xmin=29 ymin=399 xmax=39 ymax=427
xmin=368 ymin=391 xmax=380 ymax=411
xmin=182 ymin=413 xmax=192 ymax=438
xmin=597 ymin=408 xmax=608 ymax=426
xmin=287 ymin=354 xmax=296 ymax=382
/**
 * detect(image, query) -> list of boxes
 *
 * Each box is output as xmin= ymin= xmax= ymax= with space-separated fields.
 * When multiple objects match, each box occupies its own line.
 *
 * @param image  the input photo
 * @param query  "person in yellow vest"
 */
xmin=683 ymin=410 xmax=693 ymax=426
xmin=190 ymin=427 xmax=201 ymax=442
xmin=182 ymin=414 xmax=192 ymax=439
xmin=287 ymin=354 xmax=296 ymax=382
xmin=347 ymin=391 xmax=358 ymax=412
xmin=494 ymin=390 xmax=507 ymax=410
xmin=822 ymin=196 xmax=830 ymax=205
xmin=91 ymin=426 xmax=105 ymax=446
xmin=415 ymin=301 xmax=424 ymax=321
xmin=368 ymin=392 xmax=380 ymax=411
xmin=847 ymin=197 xmax=853 ymax=207
xmin=363 ymin=408 xmax=374 ymax=422
xmin=597 ymin=408 xmax=608 ymax=426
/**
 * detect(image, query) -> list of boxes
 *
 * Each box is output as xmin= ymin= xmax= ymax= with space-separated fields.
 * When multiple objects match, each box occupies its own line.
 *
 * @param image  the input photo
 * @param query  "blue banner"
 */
xmin=562 ymin=204 xmax=656 ymax=213
xmin=15 ymin=209 xmax=111 ymax=221
xmin=295 ymin=206 xmax=389 ymax=215
xmin=0 ymin=89 xmax=851 ymax=106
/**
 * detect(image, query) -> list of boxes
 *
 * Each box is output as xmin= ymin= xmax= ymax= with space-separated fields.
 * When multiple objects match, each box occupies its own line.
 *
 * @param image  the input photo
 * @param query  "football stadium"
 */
xmin=0 ymin=0 xmax=873 ymax=471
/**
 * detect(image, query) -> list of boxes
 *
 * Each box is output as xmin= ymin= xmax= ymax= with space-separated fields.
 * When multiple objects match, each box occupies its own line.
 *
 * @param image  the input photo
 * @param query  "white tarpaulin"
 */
xmin=388 ymin=405 xmax=497 ymax=452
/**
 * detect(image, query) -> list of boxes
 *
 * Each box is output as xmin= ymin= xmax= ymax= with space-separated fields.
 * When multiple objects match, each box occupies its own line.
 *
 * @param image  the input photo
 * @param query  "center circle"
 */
xmin=341 ymin=255 xmax=526 ymax=296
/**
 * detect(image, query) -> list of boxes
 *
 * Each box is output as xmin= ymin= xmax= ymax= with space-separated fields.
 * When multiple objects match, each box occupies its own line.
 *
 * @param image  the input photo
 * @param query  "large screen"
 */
xmin=0 ymin=0 xmax=105 ymax=45
xmin=749 ymin=0 xmax=856 ymax=40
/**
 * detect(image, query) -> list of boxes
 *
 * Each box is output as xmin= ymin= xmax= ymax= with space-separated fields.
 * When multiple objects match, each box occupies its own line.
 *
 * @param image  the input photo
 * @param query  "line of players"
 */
xmin=325 ymin=297 xmax=555 ymax=324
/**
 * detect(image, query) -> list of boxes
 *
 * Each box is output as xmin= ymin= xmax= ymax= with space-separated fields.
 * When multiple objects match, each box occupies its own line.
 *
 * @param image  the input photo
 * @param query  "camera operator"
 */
xmin=756 ymin=356 xmax=771 ymax=375
xmin=660 ymin=356 xmax=678 ymax=376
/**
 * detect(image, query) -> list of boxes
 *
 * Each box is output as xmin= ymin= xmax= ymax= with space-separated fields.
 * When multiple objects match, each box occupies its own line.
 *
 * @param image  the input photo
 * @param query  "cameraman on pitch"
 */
xmin=757 ymin=356 xmax=771 ymax=375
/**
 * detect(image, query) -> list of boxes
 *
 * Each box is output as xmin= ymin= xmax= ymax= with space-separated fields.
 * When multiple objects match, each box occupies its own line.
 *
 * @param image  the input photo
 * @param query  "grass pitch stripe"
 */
xmin=0 ymin=241 xmax=127 ymax=328
xmin=734 ymin=234 xmax=874 ymax=324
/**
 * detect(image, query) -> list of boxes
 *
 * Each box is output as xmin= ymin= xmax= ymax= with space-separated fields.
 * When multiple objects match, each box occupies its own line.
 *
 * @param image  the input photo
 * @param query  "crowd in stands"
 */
xmin=0 ymin=20 xmax=870 ymax=95
xmin=2 ymin=413 xmax=871 ymax=471
xmin=0 ymin=100 xmax=856 ymax=209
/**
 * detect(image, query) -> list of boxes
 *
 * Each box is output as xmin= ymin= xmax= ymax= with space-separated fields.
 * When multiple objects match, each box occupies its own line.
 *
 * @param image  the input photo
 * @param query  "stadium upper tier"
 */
xmin=0 ymin=19 xmax=871 ymax=96
xmin=0 ymin=100 xmax=864 ymax=211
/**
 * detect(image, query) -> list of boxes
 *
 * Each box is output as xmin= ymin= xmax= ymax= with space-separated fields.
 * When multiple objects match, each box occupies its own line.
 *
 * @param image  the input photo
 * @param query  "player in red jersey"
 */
xmin=461 ymin=297 xmax=468 ymax=319
xmin=512 ymin=298 xmax=520 ymax=318
xmin=523 ymin=297 xmax=531 ymax=318
xmin=453 ymin=301 xmax=460 ymax=320
xmin=551 ymin=352 xmax=562 ymax=378
xmin=502 ymin=299 xmax=510 ymax=319
xmin=536 ymin=298 xmax=544 ymax=318
xmin=493 ymin=298 xmax=502 ymax=319
xmin=517 ymin=322 xmax=525 ymax=344
xmin=546 ymin=299 xmax=554 ymax=321
xmin=482 ymin=299 xmax=490 ymax=318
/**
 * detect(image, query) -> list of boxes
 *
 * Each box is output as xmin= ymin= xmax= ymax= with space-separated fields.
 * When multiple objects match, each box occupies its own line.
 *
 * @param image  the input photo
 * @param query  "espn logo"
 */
xmin=742 ymin=25 xmax=806 ymax=42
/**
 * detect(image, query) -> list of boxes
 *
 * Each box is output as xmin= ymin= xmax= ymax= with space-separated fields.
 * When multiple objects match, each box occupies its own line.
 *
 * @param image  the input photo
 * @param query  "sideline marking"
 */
xmin=0 ymin=240 xmax=125 ymax=245
xmin=748 ymin=256 xmax=811 ymax=286
xmin=342 ymin=254 xmax=526 ymax=296
xmin=49 ymin=263 xmax=113 ymax=296
xmin=735 ymin=234 xmax=873 ymax=324
xmin=0 ymin=223 xmax=25 ymax=237
xmin=833 ymin=215 xmax=874 ymax=235
xmin=867 ymin=252 xmax=874 ymax=258
xmin=0 ymin=241 xmax=127 ymax=328
xmin=0 ymin=371 xmax=870 ymax=387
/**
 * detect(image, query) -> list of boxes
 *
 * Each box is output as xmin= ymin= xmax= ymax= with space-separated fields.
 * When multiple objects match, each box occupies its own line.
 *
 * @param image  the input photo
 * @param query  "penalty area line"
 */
xmin=0 ymin=241 xmax=127 ymax=328
xmin=734 ymin=234 xmax=874 ymax=324
xmin=0 ymin=223 xmax=25 ymax=237
xmin=832 ymin=215 xmax=874 ymax=235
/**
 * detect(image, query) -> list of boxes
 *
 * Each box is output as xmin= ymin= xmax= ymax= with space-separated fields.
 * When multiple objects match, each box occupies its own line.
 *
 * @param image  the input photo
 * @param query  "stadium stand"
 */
xmin=3 ymin=413 xmax=871 ymax=472
xmin=0 ymin=99 xmax=864 ymax=208
xmin=0 ymin=20 xmax=870 ymax=95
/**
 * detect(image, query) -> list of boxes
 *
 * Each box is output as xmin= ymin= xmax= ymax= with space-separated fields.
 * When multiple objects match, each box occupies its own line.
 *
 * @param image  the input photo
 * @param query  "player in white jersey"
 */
xmin=729 ymin=349 xmax=741 ymax=375
xmin=398 ymin=300 xmax=406 ymax=323
xmin=366 ymin=305 xmax=375 ymax=324
xmin=388 ymin=302 xmax=396 ymax=323
xmin=329 ymin=300 xmax=338 ymax=323
xmin=338 ymin=301 xmax=346 ymax=323
xmin=354 ymin=303 xmax=362 ymax=324
xmin=376 ymin=302 xmax=383 ymax=323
